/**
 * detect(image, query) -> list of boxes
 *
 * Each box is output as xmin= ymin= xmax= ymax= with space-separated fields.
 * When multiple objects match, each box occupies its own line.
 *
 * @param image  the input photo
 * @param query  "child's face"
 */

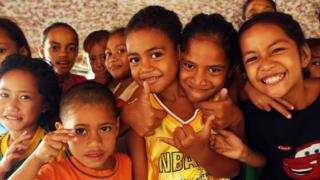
xmin=240 ymin=23 xmax=307 ymax=98
xmin=179 ymin=37 xmax=229 ymax=103
xmin=308 ymin=45 xmax=320 ymax=78
xmin=63 ymin=104 xmax=119 ymax=170
xmin=245 ymin=0 xmax=275 ymax=20
xmin=0 ymin=70 xmax=45 ymax=132
xmin=88 ymin=40 xmax=108 ymax=76
xmin=0 ymin=28 xmax=19 ymax=64
xmin=40 ymin=27 xmax=78 ymax=75
xmin=105 ymin=33 xmax=130 ymax=80
xmin=127 ymin=28 xmax=178 ymax=93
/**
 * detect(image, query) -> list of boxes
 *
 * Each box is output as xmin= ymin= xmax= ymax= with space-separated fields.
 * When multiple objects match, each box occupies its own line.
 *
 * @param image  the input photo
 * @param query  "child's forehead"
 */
xmin=63 ymin=103 xmax=117 ymax=125
xmin=45 ymin=27 xmax=78 ymax=44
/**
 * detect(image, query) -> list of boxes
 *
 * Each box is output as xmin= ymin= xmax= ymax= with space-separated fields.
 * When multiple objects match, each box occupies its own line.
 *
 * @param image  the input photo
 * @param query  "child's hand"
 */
xmin=122 ymin=81 xmax=167 ymax=136
xmin=210 ymin=130 xmax=245 ymax=160
xmin=0 ymin=131 xmax=31 ymax=173
xmin=158 ymin=115 xmax=214 ymax=159
xmin=245 ymin=81 xmax=294 ymax=119
xmin=196 ymin=88 xmax=243 ymax=130
xmin=32 ymin=128 xmax=76 ymax=164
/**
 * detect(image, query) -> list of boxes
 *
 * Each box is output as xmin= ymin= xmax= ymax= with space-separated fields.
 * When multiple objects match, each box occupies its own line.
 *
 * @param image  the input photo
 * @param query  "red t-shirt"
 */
xmin=36 ymin=153 xmax=131 ymax=180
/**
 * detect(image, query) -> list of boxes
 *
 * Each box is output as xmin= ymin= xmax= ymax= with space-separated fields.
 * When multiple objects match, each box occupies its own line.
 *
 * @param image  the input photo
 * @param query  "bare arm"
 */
xmin=127 ymin=130 xmax=148 ymax=180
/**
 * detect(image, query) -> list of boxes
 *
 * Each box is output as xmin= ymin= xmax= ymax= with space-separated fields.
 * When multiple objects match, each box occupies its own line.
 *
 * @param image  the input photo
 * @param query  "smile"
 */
xmin=4 ymin=114 xmax=22 ymax=121
xmin=261 ymin=72 xmax=285 ymax=86
xmin=144 ymin=76 xmax=159 ymax=84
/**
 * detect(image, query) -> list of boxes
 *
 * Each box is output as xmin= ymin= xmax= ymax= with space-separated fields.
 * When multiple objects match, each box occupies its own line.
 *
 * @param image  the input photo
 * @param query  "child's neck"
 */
xmin=58 ymin=72 xmax=71 ymax=81
xmin=283 ymin=77 xmax=318 ymax=110
xmin=8 ymin=125 xmax=38 ymax=146
xmin=157 ymin=80 xmax=195 ymax=121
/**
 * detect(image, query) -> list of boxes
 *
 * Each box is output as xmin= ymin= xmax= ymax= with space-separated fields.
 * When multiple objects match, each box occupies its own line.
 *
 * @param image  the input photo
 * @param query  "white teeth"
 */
xmin=263 ymin=73 xmax=285 ymax=84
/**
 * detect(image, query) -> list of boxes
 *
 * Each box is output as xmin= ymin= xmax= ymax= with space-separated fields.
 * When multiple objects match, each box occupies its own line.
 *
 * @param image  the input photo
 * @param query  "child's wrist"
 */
xmin=31 ymin=153 xmax=47 ymax=166
xmin=239 ymin=143 xmax=250 ymax=163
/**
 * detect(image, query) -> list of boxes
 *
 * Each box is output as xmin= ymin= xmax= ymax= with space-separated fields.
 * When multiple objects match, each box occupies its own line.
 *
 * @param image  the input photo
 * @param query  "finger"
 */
xmin=11 ymin=144 xmax=29 ymax=153
xmin=48 ymin=133 xmax=77 ymax=143
xmin=214 ymin=88 xmax=229 ymax=101
xmin=173 ymin=127 xmax=187 ymax=140
xmin=275 ymin=98 xmax=294 ymax=110
xmin=269 ymin=100 xmax=292 ymax=119
xmin=158 ymin=137 xmax=175 ymax=147
xmin=155 ymin=109 xmax=167 ymax=119
xmin=12 ymin=132 xmax=32 ymax=145
xmin=46 ymin=139 xmax=67 ymax=151
xmin=199 ymin=115 xmax=214 ymax=138
xmin=143 ymin=81 xmax=151 ymax=95
xmin=262 ymin=104 xmax=272 ymax=112
xmin=216 ymin=129 xmax=235 ymax=138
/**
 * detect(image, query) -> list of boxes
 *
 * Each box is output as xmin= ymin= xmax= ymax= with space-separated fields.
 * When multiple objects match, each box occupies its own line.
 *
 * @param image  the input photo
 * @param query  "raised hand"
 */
xmin=158 ymin=115 xmax=214 ymax=158
xmin=196 ymin=88 xmax=244 ymax=133
xmin=209 ymin=130 xmax=245 ymax=160
xmin=244 ymin=81 xmax=294 ymax=119
xmin=121 ymin=81 xmax=167 ymax=136
xmin=0 ymin=131 xmax=31 ymax=173
xmin=32 ymin=123 xmax=77 ymax=164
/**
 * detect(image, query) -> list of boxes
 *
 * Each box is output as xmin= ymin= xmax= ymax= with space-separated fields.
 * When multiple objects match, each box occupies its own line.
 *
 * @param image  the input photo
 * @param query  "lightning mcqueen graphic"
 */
xmin=283 ymin=141 xmax=320 ymax=179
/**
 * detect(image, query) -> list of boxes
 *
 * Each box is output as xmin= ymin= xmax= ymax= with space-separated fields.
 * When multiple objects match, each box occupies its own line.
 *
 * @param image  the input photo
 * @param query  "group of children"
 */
xmin=0 ymin=0 xmax=319 ymax=179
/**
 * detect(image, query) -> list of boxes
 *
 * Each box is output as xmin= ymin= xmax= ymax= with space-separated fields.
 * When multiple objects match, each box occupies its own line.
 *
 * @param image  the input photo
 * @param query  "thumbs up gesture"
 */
xmin=121 ymin=81 xmax=167 ymax=137
xmin=159 ymin=115 xmax=214 ymax=159
xmin=195 ymin=88 xmax=244 ymax=137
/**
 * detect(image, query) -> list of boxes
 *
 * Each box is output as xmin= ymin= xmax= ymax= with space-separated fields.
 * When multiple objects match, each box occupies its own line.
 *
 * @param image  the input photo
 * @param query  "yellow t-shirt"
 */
xmin=145 ymin=94 xmax=227 ymax=180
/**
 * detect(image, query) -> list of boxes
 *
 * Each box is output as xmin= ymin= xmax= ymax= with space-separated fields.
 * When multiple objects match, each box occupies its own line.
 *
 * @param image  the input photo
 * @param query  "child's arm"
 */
xmin=127 ymin=130 xmax=148 ymax=180
xmin=9 ymin=128 xmax=76 ymax=180
xmin=121 ymin=82 xmax=167 ymax=136
xmin=244 ymin=81 xmax=294 ymax=119
xmin=211 ymin=129 xmax=266 ymax=168
xmin=160 ymin=116 xmax=240 ymax=177
xmin=0 ymin=131 xmax=31 ymax=179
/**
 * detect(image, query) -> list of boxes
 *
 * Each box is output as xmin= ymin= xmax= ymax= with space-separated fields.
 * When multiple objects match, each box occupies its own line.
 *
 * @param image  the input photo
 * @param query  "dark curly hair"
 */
xmin=0 ymin=54 xmax=60 ymax=131
xmin=0 ymin=17 xmax=31 ymax=57
xmin=60 ymin=81 xmax=118 ymax=122
xmin=242 ymin=0 xmax=277 ymax=20
xmin=41 ymin=22 xmax=79 ymax=46
xmin=126 ymin=5 xmax=182 ymax=46
xmin=181 ymin=13 xmax=241 ymax=70
xmin=239 ymin=12 xmax=306 ymax=50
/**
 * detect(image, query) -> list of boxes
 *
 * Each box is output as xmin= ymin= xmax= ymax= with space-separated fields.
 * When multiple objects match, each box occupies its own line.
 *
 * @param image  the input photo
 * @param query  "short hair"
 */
xmin=0 ymin=54 xmax=60 ymax=130
xmin=181 ymin=13 xmax=240 ymax=70
xmin=242 ymin=0 xmax=277 ymax=20
xmin=0 ymin=17 xmax=31 ymax=57
xmin=239 ymin=12 xmax=306 ymax=50
xmin=41 ymin=22 xmax=79 ymax=46
xmin=60 ymin=81 xmax=118 ymax=122
xmin=83 ymin=30 xmax=109 ymax=53
xmin=110 ymin=27 xmax=125 ymax=37
xmin=307 ymin=38 xmax=320 ymax=49
xmin=126 ymin=5 xmax=182 ymax=46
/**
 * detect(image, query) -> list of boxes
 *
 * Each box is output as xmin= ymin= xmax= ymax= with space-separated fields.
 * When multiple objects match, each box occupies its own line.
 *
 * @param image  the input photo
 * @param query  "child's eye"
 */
xmin=75 ymin=128 xmax=87 ymax=135
xmin=312 ymin=59 xmax=320 ymax=66
xmin=105 ymin=51 xmax=112 ymax=60
xmin=181 ymin=61 xmax=194 ymax=70
xmin=89 ymin=56 xmax=96 ymax=63
xmin=0 ymin=48 xmax=7 ymax=53
xmin=0 ymin=92 xmax=9 ymax=98
xmin=20 ymin=95 xmax=30 ymax=100
xmin=128 ymin=56 xmax=140 ymax=64
xmin=272 ymin=47 xmax=285 ymax=54
xmin=100 ymin=126 xmax=111 ymax=133
xmin=68 ymin=46 xmax=77 ymax=52
xmin=208 ymin=67 xmax=222 ymax=73
xmin=117 ymin=48 xmax=126 ymax=54
xmin=245 ymin=56 xmax=257 ymax=64
xmin=50 ymin=45 xmax=59 ymax=52
xmin=151 ymin=52 xmax=162 ymax=59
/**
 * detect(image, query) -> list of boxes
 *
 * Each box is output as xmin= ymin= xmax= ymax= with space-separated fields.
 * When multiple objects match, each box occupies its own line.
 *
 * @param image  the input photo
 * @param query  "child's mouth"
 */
xmin=144 ymin=76 xmax=159 ymax=84
xmin=56 ymin=61 xmax=70 ymax=68
xmin=261 ymin=72 xmax=286 ymax=86
xmin=3 ymin=114 xmax=22 ymax=121
xmin=84 ymin=151 xmax=105 ymax=161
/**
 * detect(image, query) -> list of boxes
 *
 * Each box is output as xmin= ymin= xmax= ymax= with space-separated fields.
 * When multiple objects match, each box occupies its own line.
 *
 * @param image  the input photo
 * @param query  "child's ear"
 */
xmin=55 ymin=122 xmax=63 ymax=130
xmin=300 ymin=43 xmax=311 ymax=68
xmin=18 ymin=46 xmax=29 ymax=57
xmin=38 ymin=45 xmax=45 ymax=58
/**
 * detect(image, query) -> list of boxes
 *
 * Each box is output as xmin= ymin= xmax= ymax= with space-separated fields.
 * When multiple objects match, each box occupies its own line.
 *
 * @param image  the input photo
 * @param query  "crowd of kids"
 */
xmin=0 ymin=0 xmax=319 ymax=179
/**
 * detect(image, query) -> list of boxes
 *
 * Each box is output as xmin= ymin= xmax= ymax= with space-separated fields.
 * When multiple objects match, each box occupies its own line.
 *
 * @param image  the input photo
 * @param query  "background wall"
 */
xmin=0 ymin=0 xmax=319 ymax=76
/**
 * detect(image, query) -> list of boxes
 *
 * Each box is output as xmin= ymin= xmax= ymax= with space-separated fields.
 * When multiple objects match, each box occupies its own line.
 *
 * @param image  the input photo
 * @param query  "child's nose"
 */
xmin=259 ymin=58 xmax=276 ymax=72
xmin=7 ymin=98 xmax=19 ymax=111
xmin=87 ymin=132 xmax=102 ymax=147
xmin=191 ymin=70 xmax=207 ymax=86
